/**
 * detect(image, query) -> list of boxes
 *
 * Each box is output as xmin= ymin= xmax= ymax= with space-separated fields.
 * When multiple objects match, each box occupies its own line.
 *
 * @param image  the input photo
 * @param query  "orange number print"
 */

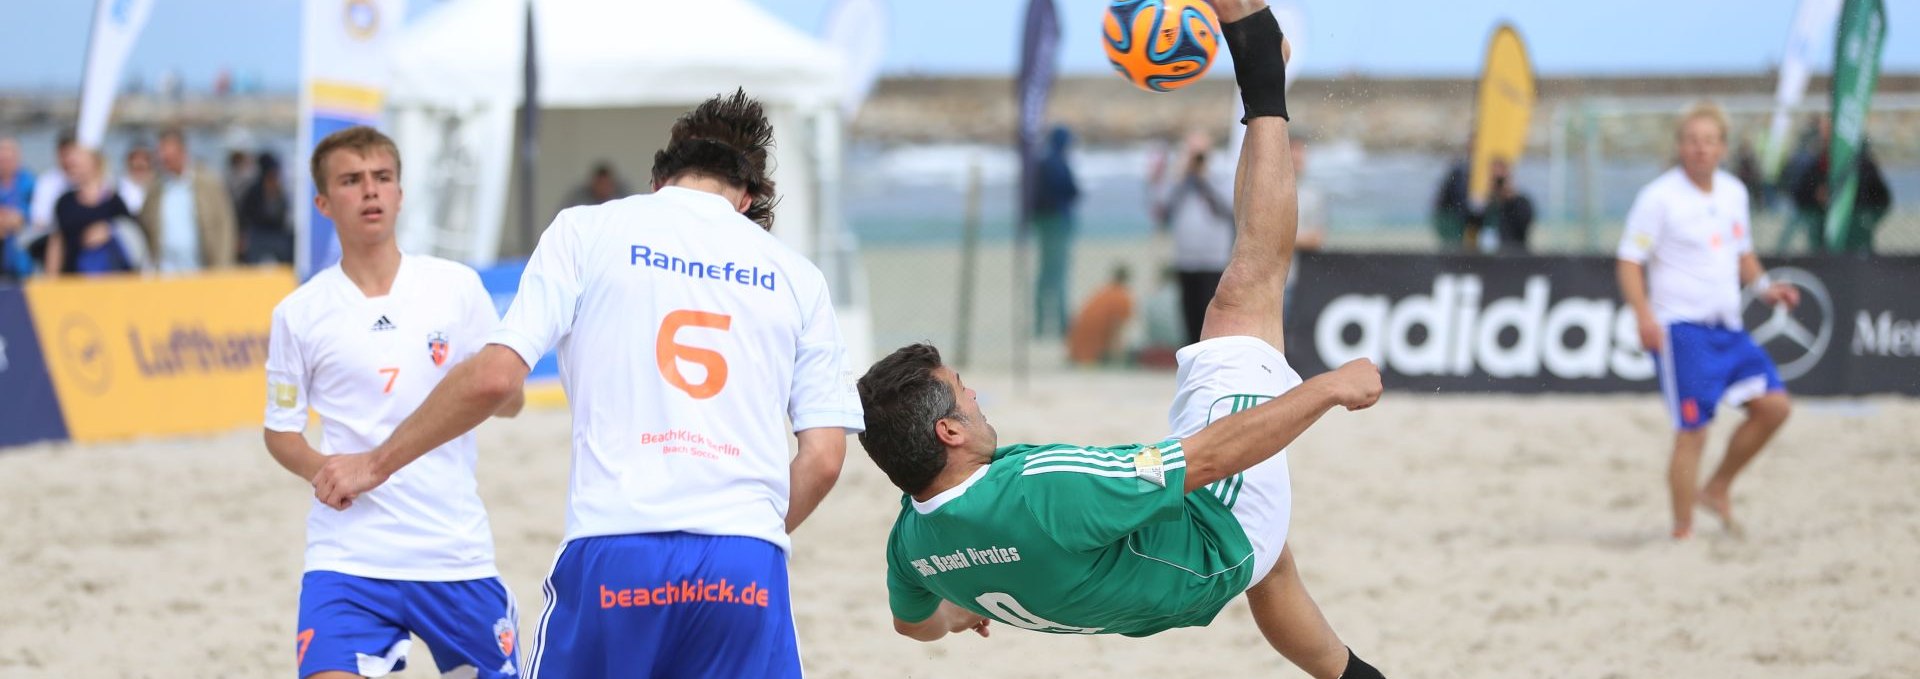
xmin=296 ymin=628 xmax=315 ymax=666
xmin=656 ymin=310 xmax=732 ymax=400
xmin=379 ymin=367 xmax=400 ymax=394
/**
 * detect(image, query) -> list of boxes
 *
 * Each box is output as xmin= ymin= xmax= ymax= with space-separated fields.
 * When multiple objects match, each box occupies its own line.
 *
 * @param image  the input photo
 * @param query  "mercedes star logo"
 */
xmin=1742 ymin=267 xmax=1832 ymax=381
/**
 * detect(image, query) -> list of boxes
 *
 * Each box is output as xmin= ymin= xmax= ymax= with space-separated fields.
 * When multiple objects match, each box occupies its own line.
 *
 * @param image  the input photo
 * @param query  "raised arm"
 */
xmin=1179 ymin=359 xmax=1379 ymax=493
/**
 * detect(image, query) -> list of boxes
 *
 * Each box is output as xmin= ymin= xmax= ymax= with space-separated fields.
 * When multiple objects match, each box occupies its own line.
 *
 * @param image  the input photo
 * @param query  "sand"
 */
xmin=2 ymin=370 xmax=1917 ymax=678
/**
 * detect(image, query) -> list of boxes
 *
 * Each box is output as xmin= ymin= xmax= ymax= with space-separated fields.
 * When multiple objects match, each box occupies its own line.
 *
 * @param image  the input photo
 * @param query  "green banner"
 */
xmin=1826 ymin=0 xmax=1887 ymax=251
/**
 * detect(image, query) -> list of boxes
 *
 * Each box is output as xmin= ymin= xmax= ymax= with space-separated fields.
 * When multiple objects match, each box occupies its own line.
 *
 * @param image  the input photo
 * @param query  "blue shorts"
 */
xmin=1655 ymin=322 xmax=1785 ymax=430
xmin=528 ymin=533 xmax=799 ymax=679
xmin=296 ymin=571 xmax=520 ymax=678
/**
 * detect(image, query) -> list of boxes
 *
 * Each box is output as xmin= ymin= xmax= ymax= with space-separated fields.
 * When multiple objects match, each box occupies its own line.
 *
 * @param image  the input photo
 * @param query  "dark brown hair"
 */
xmin=857 ymin=343 xmax=959 ymax=494
xmin=651 ymin=88 xmax=778 ymax=229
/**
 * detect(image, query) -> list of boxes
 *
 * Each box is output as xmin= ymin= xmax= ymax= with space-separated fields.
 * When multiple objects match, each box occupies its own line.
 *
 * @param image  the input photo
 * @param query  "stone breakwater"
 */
xmin=853 ymin=73 xmax=1920 ymax=161
xmin=3 ymin=73 xmax=1915 ymax=160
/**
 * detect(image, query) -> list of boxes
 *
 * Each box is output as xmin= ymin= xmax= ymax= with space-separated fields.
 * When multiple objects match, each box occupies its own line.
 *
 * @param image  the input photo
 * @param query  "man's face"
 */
xmin=0 ymin=140 xmax=18 ymax=177
xmin=937 ymin=366 xmax=996 ymax=452
xmin=314 ymin=148 xmax=402 ymax=247
xmin=125 ymin=149 xmax=152 ymax=178
xmin=158 ymin=137 xmax=187 ymax=175
xmin=1677 ymin=117 xmax=1726 ymax=180
xmin=58 ymin=145 xmax=85 ymax=180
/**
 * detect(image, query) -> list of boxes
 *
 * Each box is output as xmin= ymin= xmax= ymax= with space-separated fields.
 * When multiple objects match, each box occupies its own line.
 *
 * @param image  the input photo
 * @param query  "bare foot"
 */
xmin=1698 ymin=487 xmax=1745 ymax=538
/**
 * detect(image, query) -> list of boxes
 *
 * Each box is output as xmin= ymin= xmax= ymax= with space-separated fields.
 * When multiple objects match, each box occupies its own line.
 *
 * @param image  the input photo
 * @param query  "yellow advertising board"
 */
xmin=1469 ymin=24 xmax=1537 ymax=208
xmin=24 ymin=269 xmax=296 ymax=442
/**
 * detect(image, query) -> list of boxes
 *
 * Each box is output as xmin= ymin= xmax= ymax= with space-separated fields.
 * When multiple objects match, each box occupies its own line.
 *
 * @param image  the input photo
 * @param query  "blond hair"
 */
xmin=1676 ymin=101 xmax=1730 ymax=143
xmin=310 ymin=126 xmax=402 ymax=188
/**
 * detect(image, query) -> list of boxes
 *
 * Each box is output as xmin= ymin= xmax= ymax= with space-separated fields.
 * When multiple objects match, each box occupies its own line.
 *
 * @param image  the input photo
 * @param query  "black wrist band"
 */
xmin=1222 ymin=6 xmax=1289 ymax=123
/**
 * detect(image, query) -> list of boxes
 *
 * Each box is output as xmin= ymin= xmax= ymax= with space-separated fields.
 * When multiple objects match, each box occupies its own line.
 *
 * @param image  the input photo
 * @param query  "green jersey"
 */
xmin=884 ymin=440 xmax=1256 ymax=638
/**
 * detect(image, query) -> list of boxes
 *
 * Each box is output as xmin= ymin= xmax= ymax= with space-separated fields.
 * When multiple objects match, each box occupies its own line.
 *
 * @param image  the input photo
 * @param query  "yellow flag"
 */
xmin=1469 ymin=24 xmax=1536 ymax=207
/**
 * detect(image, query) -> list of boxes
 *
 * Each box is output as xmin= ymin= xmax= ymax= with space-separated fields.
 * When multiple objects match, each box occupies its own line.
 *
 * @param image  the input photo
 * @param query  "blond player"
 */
xmin=1617 ymin=102 xmax=1798 ymax=539
xmin=310 ymin=90 xmax=863 ymax=677
xmin=265 ymin=126 xmax=524 ymax=678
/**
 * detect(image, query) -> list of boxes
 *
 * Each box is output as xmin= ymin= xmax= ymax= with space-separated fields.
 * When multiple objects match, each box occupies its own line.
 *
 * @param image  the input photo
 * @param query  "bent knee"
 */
xmin=1748 ymin=392 xmax=1791 ymax=425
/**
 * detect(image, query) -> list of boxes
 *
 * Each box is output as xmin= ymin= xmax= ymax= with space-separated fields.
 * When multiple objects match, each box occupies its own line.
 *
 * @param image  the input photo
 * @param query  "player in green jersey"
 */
xmin=854 ymin=2 xmax=1387 ymax=677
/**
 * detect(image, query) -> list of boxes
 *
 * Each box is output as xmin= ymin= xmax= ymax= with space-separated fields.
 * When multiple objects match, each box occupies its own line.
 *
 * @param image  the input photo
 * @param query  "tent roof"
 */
xmin=387 ymin=0 xmax=846 ymax=110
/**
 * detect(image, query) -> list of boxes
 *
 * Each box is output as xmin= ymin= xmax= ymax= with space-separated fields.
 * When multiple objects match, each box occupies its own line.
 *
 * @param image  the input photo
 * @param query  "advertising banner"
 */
xmin=0 ymin=286 xmax=69 ymax=448
xmin=1287 ymin=253 xmax=1920 ymax=396
xmin=24 ymin=270 xmax=297 ymax=442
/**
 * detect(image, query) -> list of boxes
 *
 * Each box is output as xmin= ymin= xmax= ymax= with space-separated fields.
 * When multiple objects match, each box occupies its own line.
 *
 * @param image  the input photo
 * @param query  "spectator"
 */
xmin=1431 ymin=140 xmax=1474 ymax=251
xmin=26 ymin=129 xmax=78 ymax=250
xmin=1787 ymin=115 xmax=1892 ymax=254
xmin=1066 ymin=265 xmax=1134 ymax=366
xmin=1032 ymin=125 xmax=1080 ymax=339
xmin=1483 ymin=157 xmax=1535 ymax=254
xmin=118 ymin=144 xmax=155 ymax=212
xmin=238 ymin=152 xmax=293 ymax=264
xmin=225 ymin=149 xmax=254 ymax=204
xmin=46 ymin=147 xmax=136 ymax=277
xmin=0 ymin=136 xmax=35 ymax=280
xmin=1154 ymin=132 xmax=1230 ymax=344
xmin=1732 ymin=139 xmax=1766 ymax=211
xmin=559 ymin=161 xmax=630 ymax=212
xmin=139 ymin=127 xmax=237 ymax=272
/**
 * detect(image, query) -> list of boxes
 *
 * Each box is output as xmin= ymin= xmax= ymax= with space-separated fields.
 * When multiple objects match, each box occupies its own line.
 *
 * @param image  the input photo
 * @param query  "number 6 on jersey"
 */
xmin=656 ymin=310 xmax=732 ymax=399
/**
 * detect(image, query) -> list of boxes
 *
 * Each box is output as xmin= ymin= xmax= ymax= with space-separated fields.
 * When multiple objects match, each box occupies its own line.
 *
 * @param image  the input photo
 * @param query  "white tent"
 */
xmin=384 ymin=0 xmax=870 ymax=361
xmin=386 ymin=0 xmax=848 ymax=266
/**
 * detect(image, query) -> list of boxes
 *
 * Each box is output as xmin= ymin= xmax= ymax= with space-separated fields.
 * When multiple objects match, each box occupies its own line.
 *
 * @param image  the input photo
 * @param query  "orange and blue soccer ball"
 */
xmin=1103 ymin=0 xmax=1220 ymax=92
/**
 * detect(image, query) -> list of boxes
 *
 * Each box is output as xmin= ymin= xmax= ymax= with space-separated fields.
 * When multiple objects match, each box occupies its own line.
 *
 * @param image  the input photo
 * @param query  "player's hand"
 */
xmin=946 ymin=607 xmax=991 ymax=638
xmin=1320 ymin=358 xmax=1382 ymax=411
xmin=1636 ymin=314 xmax=1663 ymax=353
xmin=312 ymin=452 xmax=390 ymax=510
xmin=1759 ymin=282 xmax=1800 ymax=310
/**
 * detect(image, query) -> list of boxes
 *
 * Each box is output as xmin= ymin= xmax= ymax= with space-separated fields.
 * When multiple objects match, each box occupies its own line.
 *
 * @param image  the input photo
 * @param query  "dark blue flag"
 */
xmin=1016 ymin=0 xmax=1061 ymax=229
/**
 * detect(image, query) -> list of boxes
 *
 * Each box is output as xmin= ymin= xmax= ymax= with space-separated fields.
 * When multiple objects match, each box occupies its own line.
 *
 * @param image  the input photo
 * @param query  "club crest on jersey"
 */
xmin=494 ymin=617 xmax=515 ymax=656
xmin=1135 ymin=445 xmax=1166 ymax=488
xmin=427 ymin=332 xmax=450 ymax=367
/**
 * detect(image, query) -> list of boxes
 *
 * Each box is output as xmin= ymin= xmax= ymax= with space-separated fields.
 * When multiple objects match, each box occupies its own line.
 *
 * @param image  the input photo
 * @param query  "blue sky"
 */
xmin=0 ymin=0 xmax=1913 ymax=92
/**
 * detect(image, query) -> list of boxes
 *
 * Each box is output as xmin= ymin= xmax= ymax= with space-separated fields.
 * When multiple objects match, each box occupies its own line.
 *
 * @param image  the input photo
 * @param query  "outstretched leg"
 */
xmin=1199 ymin=115 xmax=1296 ymax=350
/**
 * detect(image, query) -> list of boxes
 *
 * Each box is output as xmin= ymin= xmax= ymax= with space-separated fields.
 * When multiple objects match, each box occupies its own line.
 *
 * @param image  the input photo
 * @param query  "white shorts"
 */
xmin=1167 ymin=336 xmax=1302 ymax=591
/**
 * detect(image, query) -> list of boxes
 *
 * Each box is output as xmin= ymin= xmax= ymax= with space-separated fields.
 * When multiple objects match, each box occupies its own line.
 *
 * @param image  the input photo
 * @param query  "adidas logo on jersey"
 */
xmin=371 ymin=315 xmax=396 ymax=332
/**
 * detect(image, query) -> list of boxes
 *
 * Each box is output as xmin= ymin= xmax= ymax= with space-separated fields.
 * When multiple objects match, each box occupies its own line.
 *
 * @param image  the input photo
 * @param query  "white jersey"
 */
xmin=488 ymin=187 xmax=864 ymax=552
xmin=1616 ymin=168 xmax=1753 ymax=329
xmin=265 ymin=254 xmax=501 ymax=581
